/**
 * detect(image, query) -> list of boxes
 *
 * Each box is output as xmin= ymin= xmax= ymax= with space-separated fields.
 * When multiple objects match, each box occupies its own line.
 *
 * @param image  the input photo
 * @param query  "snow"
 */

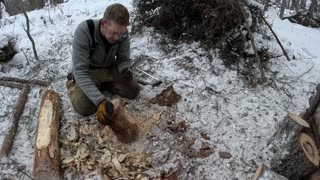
xmin=1 ymin=0 xmax=320 ymax=179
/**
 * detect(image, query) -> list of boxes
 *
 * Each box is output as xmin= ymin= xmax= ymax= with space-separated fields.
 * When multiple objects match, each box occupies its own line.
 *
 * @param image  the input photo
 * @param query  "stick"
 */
xmin=0 ymin=81 xmax=24 ymax=89
xmin=0 ymin=85 xmax=30 ymax=157
xmin=260 ymin=14 xmax=291 ymax=61
xmin=0 ymin=77 xmax=50 ymax=86
xmin=240 ymin=6 xmax=267 ymax=83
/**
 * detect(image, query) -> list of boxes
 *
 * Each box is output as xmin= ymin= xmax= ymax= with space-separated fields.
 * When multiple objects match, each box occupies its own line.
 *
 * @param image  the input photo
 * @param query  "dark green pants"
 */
xmin=66 ymin=67 xmax=140 ymax=116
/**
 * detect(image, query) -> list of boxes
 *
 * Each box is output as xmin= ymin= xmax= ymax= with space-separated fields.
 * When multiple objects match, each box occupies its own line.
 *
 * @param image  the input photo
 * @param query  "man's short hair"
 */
xmin=104 ymin=3 xmax=129 ymax=26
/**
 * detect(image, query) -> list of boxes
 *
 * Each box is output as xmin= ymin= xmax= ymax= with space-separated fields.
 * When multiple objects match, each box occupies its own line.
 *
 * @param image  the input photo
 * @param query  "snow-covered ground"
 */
xmin=0 ymin=0 xmax=320 ymax=179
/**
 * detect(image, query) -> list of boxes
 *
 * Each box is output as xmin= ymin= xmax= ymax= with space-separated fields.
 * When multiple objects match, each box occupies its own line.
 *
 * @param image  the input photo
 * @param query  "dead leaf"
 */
xmin=169 ymin=120 xmax=189 ymax=133
xmin=199 ymin=143 xmax=214 ymax=158
xmin=219 ymin=151 xmax=232 ymax=159
xmin=149 ymin=85 xmax=181 ymax=106
xmin=200 ymin=132 xmax=210 ymax=140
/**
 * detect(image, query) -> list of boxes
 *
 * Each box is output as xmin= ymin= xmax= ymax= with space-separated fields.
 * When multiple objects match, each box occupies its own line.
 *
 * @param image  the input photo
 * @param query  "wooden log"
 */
xmin=303 ymin=84 xmax=320 ymax=121
xmin=0 ymin=85 xmax=30 ymax=157
xmin=33 ymin=90 xmax=61 ymax=180
xmin=252 ymin=164 xmax=288 ymax=180
xmin=270 ymin=132 xmax=319 ymax=179
xmin=109 ymin=99 xmax=139 ymax=143
xmin=269 ymin=113 xmax=320 ymax=179
xmin=0 ymin=76 xmax=50 ymax=87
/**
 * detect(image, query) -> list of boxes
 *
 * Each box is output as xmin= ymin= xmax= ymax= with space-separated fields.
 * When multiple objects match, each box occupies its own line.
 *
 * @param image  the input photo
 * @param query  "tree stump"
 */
xmin=252 ymin=164 xmax=287 ymax=180
xmin=109 ymin=99 xmax=139 ymax=143
xmin=269 ymin=113 xmax=319 ymax=179
xmin=33 ymin=90 xmax=61 ymax=180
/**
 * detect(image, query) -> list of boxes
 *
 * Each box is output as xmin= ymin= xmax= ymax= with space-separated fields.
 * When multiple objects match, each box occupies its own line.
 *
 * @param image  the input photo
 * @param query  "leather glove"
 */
xmin=97 ymin=100 xmax=114 ymax=125
xmin=120 ymin=67 xmax=133 ymax=80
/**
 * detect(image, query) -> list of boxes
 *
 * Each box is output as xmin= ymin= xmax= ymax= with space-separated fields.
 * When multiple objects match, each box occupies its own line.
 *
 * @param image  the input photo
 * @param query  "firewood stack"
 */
xmin=267 ymin=84 xmax=320 ymax=179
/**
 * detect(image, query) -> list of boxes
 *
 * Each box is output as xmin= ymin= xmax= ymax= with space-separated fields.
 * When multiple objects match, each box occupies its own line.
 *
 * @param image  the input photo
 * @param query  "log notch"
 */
xmin=0 ymin=84 xmax=30 ymax=157
xmin=252 ymin=164 xmax=288 ymax=180
xmin=33 ymin=90 xmax=61 ymax=180
xmin=269 ymin=113 xmax=320 ymax=179
xmin=109 ymin=99 xmax=139 ymax=143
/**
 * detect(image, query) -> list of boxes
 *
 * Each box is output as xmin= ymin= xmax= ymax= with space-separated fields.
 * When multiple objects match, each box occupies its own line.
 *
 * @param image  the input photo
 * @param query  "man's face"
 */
xmin=101 ymin=19 xmax=127 ymax=44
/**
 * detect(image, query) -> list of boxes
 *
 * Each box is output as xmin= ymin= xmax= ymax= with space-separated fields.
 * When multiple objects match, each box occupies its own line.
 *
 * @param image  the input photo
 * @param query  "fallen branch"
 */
xmin=0 ymin=81 xmax=24 ymax=89
xmin=0 ymin=85 xmax=30 ymax=157
xmin=260 ymin=15 xmax=291 ymax=61
xmin=0 ymin=77 xmax=50 ymax=86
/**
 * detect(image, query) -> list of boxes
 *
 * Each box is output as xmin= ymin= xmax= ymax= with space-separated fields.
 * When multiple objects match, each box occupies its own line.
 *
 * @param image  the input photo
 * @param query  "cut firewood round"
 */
xmin=288 ymin=112 xmax=310 ymax=128
xmin=299 ymin=133 xmax=320 ymax=166
xmin=252 ymin=164 xmax=287 ymax=180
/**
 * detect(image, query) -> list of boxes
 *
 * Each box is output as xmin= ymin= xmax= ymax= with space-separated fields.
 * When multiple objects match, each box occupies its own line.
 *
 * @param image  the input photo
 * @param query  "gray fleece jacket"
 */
xmin=72 ymin=19 xmax=130 ymax=106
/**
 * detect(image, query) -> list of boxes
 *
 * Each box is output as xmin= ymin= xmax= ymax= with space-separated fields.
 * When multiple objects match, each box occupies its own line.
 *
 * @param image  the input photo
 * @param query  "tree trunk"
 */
xmin=269 ymin=113 xmax=320 ymax=179
xmin=309 ymin=0 xmax=318 ymax=18
xmin=252 ymin=164 xmax=288 ymax=180
xmin=280 ymin=0 xmax=287 ymax=19
xmin=33 ymin=90 xmax=61 ymax=180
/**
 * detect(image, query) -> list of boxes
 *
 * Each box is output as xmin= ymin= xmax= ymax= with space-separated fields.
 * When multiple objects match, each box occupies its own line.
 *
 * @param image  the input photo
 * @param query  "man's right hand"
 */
xmin=97 ymin=100 xmax=114 ymax=125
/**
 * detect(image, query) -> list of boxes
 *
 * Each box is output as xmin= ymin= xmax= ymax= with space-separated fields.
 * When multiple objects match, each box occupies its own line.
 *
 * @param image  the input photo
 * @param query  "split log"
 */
xmin=269 ymin=113 xmax=320 ymax=179
xmin=0 ymin=85 xmax=30 ymax=157
xmin=109 ymin=99 xmax=139 ymax=143
xmin=33 ymin=90 xmax=61 ymax=180
xmin=252 ymin=164 xmax=287 ymax=180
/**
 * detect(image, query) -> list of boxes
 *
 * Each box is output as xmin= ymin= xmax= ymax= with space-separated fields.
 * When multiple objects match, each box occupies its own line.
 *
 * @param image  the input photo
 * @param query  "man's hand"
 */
xmin=97 ymin=100 xmax=114 ymax=125
xmin=120 ymin=67 xmax=133 ymax=80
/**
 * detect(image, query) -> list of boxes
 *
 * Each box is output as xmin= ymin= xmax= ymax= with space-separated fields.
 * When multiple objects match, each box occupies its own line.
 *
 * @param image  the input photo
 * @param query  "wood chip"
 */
xmin=112 ymin=156 xmax=123 ymax=172
xmin=67 ymin=124 xmax=77 ymax=141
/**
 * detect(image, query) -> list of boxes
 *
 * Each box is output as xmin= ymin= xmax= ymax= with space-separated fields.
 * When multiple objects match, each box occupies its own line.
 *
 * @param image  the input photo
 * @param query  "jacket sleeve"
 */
xmin=116 ymin=31 xmax=131 ymax=73
xmin=72 ymin=21 xmax=105 ymax=106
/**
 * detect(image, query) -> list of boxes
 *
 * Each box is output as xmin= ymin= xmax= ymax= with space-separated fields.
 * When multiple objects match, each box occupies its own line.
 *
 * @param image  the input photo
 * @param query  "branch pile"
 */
xmin=132 ymin=0 xmax=273 ymax=84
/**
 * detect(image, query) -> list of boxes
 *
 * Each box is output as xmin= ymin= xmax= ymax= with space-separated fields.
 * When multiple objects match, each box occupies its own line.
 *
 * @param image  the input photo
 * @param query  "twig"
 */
xmin=260 ymin=14 xmax=291 ymax=61
xmin=240 ymin=6 xmax=267 ymax=83
xmin=0 ymin=85 xmax=30 ymax=157
xmin=21 ymin=49 xmax=30 ymax=65
xmin=0 ymin=77 xmax=50 ymax=86
xmin=20 ymin=5 xmax=39 ymax=61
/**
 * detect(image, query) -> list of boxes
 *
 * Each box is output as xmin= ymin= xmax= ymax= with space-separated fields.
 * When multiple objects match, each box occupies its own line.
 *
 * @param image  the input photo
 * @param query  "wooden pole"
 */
xmin=33 ymin=90 xmax=61 ymax=180
xmin=0 ymin=85 xmax=30 ymax=157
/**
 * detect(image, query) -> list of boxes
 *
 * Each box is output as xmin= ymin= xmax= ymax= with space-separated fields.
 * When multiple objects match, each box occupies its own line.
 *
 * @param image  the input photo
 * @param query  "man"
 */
xmin=67 ymin=3 xmax=140 ymax=125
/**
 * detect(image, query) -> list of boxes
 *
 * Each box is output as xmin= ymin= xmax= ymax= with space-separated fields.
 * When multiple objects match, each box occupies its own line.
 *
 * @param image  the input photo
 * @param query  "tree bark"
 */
xmin=33 ymin=90 xmax=61 ymax=180
xmin=0 ymin=85 xmax=30 ymax=157
xmin=270 ymin=131 xmax=319 ymax=179
xmin=269 ymin=112 xmax=320 ymax=179
xmin=252 ymin=164 xmax=288 ymax=180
